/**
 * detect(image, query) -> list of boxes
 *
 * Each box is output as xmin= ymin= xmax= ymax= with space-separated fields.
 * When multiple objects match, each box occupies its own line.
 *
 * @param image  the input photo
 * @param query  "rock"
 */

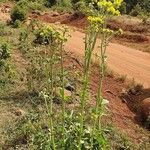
xmin=121 ymin=88 xmax=127 ymax=95
xmin=65 ymin=83 xmax=75 ymax=92
xmin=140 ymin=98 xmax=150 ymax=126
xmin=55 ymin=21 xmax=61 ymax=25
xmin=53 ymin=76 xmax=61 ymax=85
xmin=52 ymin=12 xmax=59 ymax=17
xmin=31 ymin=10 xmax=41 ymax=15
xmin=53 ymin=87 xmax=72 ymax=104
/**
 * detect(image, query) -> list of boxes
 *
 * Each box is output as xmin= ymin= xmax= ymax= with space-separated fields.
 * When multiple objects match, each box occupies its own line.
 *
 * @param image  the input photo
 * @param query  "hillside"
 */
xmin=0 ymin=1 xmax=150 ymax=149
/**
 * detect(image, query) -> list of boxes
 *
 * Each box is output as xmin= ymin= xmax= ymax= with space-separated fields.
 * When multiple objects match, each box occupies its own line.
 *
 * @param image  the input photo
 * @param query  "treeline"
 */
xmin=49 ymin=0 xmax=150 ymax=15
xmin=13 ymin=0 xmax=150 ymax=16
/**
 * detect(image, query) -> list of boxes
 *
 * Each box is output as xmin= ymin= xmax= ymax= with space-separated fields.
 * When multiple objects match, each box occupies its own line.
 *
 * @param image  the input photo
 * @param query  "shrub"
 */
xmin=0 ymin=42 xmax=11 ymax=77
xmin=11 ymin=5 xmax=27 ymax=23
xmin=10 ymin=0 xmax=29 ymax=23
xmin=34 ymin=25 xmax=57 ymax=44
xmin=16 ymin=0 xmax=28 ymax=8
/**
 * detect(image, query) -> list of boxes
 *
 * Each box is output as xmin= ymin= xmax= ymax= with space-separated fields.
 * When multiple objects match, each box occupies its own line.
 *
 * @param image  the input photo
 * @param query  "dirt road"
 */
xmin=65 ymin=30 xmax=150 ymax=88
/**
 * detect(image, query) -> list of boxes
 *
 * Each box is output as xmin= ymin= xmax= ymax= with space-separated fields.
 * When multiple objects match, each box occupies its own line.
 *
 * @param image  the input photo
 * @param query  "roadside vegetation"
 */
xmin=0 ymin=0 xmax=150 ymax=149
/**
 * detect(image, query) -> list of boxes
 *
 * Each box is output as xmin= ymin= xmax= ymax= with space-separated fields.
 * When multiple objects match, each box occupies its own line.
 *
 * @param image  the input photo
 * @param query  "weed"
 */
xmin=19 ymin=27 xmax=31 ymax=53
xmin=0 ymin=42 xmax=14 ymax=89
xmin=0 ymin=42 xmax=11 ymax=72
xmin=127 ymin=79 xmax=143 ymax=95
xmin=106 ymin=68 xmax=115 ymax=78
xmin=78 ymin=0 xmax=123 ymax=149
xmin=116 ymin=74 xmax=127 ymax=83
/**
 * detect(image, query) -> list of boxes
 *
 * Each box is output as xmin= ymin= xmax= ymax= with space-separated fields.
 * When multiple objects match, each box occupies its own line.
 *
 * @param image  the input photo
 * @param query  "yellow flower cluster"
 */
xmin=102 ymin=28 xmax=114 ymax=34
xmin=114 ymin=0 xmax=123 ymax=8
xmin=39 ymin=25 xmax=66 ymax=42
xmin=87 ymin=16 xmax=104 ymax=24
xmin=97 ymin=0 xmax=123 ymax=15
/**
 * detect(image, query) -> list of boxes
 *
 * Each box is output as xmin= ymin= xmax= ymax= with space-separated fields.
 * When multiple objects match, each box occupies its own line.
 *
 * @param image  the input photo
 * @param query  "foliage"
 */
xmin=140 ymin=0 xmax=150 ymax=13
xmin=57 ymin=0 xmax=72 ymax=8
xmin=15 ymin=0 xmax=28 ymax=8
xmin=34 ymin=24 xmax=68 ymax=45
xmin=10 ymin=4 xmax=28 ymax=23
xmin=34 ymin=25 xmax=56 ymax=44
xmin=130 ymin=4 xmax=142 ymax=16
xmin=119 ymin=1 xmax=126 ymax=14
xmin=0 ymin=42 xmax=11 ymax=70
xmin=0 ymin=42 xmax=12 ymax=86
xmin=72 ymin=0 xmax=87 ymax=14
xmin=19 ymin=28 xmax=29 ymax=53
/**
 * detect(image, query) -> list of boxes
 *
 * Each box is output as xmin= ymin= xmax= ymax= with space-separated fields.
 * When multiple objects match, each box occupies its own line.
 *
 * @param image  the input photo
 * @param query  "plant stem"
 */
xmin=60 ymin=38 xmax=65 ymax=149
xmin=46 ymin=46 xmax=56 ymax=150
xmin=79 ymin=30 xmax=98 ymax=150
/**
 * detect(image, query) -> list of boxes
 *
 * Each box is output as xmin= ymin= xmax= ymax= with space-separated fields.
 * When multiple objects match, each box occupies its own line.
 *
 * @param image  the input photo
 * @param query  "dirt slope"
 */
xmin=65 ymin=30 xmax=150 ymax=88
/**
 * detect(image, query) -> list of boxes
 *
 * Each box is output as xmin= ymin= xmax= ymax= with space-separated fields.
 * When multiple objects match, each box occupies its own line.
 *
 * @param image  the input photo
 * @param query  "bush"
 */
xmin=11 ymin=5 xmax=27 ymax=23
xmin=10 ymin=0 xmax=29 ymax=23
xmin=34 ymin=25 xmax=57 ymax=44
xmin=16 ymin=0 xmax=28 ymax=8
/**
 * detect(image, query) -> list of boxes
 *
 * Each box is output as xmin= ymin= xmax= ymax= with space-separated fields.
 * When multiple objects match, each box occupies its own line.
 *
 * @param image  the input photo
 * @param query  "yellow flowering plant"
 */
xmin=78 ymin=0 xmax=124 ymax=149
xmin=30 ymin=23 xmax=70 ymax=150
xmin=35 ymin=24 xmax=68 ymax=45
